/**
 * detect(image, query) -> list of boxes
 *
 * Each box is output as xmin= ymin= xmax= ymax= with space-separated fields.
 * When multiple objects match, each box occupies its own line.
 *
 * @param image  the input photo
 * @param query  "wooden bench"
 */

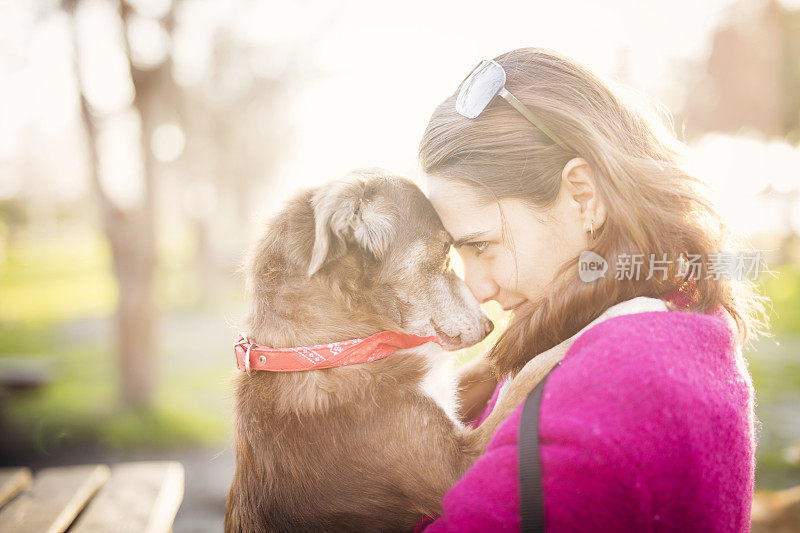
xmin=0 ymin=462 xmax=184 ymax=532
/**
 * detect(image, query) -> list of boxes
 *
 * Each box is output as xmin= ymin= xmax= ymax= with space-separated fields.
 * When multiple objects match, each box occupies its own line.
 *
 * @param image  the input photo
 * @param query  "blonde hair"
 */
xmin=419 ymin=47 xmax=771 ymax=376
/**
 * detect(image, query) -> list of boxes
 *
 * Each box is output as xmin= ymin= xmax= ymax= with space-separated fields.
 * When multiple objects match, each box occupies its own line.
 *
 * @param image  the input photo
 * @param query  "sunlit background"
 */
xmin=1 ymin=0 xmax=800 ymax=530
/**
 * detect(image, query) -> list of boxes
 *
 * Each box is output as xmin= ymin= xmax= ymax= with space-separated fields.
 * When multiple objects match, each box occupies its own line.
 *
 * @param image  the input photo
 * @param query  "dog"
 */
xmin=224 ymin=168 xmax=574 ymax=532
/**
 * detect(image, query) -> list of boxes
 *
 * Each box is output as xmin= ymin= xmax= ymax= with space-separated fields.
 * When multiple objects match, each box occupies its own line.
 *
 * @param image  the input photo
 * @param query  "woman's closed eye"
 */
xmin=468 ymin=241 xmax=490 ymax=255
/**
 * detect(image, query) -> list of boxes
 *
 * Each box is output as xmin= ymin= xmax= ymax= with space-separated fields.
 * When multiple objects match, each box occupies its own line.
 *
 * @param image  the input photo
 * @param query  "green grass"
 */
xmin=744 ymin=334 xmax=800 ymax=489
xmin=0 ymin=232 xmax=236 ymax=453
xmin=0 ymin=236 xmax=117 ymax=324
xmin=759 ymin=264 xmax=800 ymax=335
xmin=0 ymin=318 xmax=232 ymax=452
xmin=746 ymin=336 xmax=800 ymax=401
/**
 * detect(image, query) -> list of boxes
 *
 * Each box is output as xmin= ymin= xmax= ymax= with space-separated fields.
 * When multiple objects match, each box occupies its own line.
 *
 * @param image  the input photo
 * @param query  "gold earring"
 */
xmin=590 ymin=221 xmax=596 ymax=240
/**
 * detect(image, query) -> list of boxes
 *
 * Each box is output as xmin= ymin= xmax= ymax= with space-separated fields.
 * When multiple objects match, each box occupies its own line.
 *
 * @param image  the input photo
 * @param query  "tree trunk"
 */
xmin=66 ymin=0 xmax=159 ymax=407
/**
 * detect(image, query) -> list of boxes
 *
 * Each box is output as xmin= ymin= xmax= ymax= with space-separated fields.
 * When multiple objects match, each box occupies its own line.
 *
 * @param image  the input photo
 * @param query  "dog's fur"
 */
xmin=225 ymin=169 xmax=573 ymax=532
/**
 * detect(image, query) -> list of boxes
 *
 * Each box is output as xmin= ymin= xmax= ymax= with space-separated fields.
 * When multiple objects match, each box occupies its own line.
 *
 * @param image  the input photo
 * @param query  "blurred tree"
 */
xmin=62 ymin=0 xmax=309 ymax=407
xmin=177 ymin=27 xmax=298 ymax=292
xmin=64 ymin=0 xmax=178 ymax=407
xmin=0 ymin=199 xmax=28 ymax=253
xmin=683 ymin=0 xmax=800 ymax=142
xmin=681 ymin=0 xmax=800 ymax=264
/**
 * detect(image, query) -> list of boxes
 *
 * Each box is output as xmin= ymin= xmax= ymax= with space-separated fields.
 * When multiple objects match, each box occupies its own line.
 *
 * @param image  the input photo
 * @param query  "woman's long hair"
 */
xmin=419 ymin=47 xmax=771 ymax=376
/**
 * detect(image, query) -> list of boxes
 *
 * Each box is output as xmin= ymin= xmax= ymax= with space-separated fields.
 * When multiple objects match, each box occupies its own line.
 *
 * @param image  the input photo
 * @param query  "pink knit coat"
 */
xmin=415 ymin=290 xmax=756 ymax=532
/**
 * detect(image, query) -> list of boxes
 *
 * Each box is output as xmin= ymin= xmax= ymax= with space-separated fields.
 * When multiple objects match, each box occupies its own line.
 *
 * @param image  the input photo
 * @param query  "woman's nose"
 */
xmin=463 ymin=261 xmax=498 ymax=305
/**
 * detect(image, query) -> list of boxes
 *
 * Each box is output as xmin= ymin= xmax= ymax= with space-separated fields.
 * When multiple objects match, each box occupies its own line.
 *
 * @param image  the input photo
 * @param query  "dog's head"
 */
xmin=305 ymin=168 xmax=494 ymax=350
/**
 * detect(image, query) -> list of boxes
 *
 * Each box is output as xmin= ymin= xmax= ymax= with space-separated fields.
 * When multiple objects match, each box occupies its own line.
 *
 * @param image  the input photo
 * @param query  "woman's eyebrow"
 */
xmin=452 ymin=230 xmax=491 ymax=248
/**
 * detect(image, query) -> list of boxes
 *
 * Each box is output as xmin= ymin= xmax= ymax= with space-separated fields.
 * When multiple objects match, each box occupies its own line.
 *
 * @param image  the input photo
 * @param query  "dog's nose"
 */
xmin=482 ymin=317 xmax=494 ymax=336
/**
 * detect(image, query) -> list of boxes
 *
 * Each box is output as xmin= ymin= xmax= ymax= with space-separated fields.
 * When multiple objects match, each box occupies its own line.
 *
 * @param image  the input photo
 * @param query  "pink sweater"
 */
xmin=415 ymin=295 xmax=756 ymax=532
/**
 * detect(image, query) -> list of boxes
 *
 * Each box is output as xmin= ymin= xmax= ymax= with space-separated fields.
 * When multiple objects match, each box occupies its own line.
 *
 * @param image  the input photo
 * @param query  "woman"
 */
xmin=415 ymin=47 xmax=769 ymax=531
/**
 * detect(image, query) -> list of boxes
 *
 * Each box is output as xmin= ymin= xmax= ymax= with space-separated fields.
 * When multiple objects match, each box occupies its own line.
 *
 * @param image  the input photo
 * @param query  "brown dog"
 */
xmin=224 ymin=168 xmax=572 ymax=532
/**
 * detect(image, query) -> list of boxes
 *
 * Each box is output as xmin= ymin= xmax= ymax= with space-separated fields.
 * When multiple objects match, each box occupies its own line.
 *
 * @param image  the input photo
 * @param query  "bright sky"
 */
xmin=1 ymin=0 xmax=799 ymax=236
xmin=270 ymin=0 xmax=744 ymax=196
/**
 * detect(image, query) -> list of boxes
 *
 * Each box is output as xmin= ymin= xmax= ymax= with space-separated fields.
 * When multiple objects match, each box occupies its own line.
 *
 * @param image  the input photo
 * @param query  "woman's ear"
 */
xmin=561 ymin=157 xmax=607 ymax=232
xmin=307 ymin=177 xmax=398 ymax=277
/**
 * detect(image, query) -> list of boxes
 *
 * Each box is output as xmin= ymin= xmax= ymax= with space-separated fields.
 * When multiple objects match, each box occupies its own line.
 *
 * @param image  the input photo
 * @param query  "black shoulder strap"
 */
xmin=518 ymin=362 xmax=559 ymax=533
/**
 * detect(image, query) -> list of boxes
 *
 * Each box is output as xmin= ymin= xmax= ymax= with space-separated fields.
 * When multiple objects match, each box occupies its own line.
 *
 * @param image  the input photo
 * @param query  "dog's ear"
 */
xmin=307 ymin=178 xmax=397 ymax=277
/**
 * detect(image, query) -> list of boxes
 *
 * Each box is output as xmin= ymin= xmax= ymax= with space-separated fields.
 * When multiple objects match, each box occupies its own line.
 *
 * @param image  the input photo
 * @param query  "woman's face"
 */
xmin=426 ymin=170 xmax=595 ymax=312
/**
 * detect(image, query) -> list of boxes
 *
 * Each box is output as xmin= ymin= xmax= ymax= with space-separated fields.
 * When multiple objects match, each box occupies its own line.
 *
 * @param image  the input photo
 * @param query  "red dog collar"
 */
xmin=233 ymin=331 xmax=445 ymax=374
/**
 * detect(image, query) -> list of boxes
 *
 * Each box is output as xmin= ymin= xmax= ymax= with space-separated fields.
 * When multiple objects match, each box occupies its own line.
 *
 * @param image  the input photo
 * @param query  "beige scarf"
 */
xmin=496 ymin=296 xmax=670 ymax=404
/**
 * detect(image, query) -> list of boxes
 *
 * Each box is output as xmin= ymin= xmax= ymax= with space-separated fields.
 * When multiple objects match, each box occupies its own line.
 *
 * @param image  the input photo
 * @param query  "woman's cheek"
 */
xmin=491 ymin=253 xmax=520 ymax=291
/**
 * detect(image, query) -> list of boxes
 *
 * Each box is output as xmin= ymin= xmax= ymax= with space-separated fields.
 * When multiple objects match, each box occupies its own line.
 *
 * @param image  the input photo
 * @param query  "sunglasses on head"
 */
xmin=455 ymin=59 xmax=571 ymax=152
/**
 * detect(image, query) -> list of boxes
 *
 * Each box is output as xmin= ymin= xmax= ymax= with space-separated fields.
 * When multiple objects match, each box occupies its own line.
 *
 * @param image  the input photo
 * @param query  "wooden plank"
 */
xmin=0 ymin=464 xmax=110 ymax=533
xmin=0 ymin=468 xmax=33 ymax=508
xmin=71 ymin=461 xmax=184 ymax=533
